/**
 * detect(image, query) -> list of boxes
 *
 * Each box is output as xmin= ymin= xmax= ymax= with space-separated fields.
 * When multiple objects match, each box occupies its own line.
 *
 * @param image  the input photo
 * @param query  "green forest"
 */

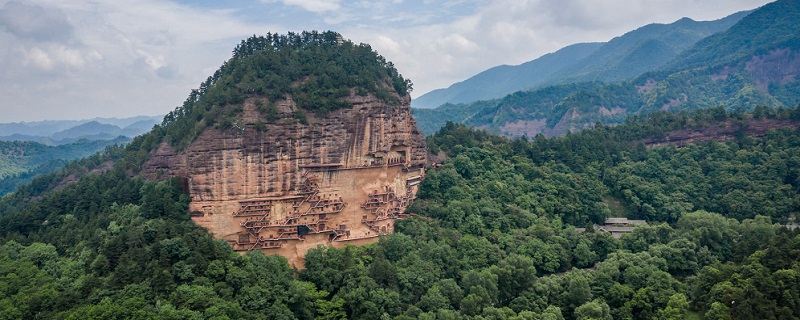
xmin=0 ymin=137 xmax=129 ymax=196
xmin=157 ymin=31 xmax=412 ymax=150
xmin=0 ymin=105 xmax=799 ymax=319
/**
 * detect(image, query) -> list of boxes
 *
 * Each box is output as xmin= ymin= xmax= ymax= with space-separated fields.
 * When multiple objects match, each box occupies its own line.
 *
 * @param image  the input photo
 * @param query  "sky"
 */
xmin=0 ymin=0 xmax=774 ymax=122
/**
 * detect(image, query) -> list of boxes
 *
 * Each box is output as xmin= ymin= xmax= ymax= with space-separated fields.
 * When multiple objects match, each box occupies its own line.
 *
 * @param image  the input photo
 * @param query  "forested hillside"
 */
xmin=0 ymin=105 xmax=798 ymax=319
xmin=158 ymin=31 xmax=411 ymax=150
xmin=0 ymin=137 xmax=128 ymax=196
xmin=414 ymin=0 xmax=800 ymax=138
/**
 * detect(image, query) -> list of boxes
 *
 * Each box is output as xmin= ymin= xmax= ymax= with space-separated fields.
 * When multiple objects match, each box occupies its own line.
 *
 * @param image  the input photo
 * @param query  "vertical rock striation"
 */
xmin=142 ymin=93 xmax=426 ymax=266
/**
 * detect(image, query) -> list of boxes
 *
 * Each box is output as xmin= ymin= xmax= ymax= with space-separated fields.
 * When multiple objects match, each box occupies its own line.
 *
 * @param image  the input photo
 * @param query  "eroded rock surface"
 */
xmin=639 ymin=118 xmax=800 ymax=148
xmin=142 ymin=94 xmax=426 ymax=266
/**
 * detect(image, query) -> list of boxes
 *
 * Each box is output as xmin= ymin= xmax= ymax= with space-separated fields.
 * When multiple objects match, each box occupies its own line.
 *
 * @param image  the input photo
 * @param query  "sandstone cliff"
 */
xmin=639 ymin=118 xmax=800 ymax=148
xmin=142 ymin=93 xmax=426 ymax=266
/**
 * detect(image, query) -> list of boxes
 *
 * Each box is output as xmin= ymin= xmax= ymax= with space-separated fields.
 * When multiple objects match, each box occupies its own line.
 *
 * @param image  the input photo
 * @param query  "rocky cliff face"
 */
xmin=142 ymin=93 xmax=426 ymax=266
xmin=639 ymin=118 xmax=800 ymax=148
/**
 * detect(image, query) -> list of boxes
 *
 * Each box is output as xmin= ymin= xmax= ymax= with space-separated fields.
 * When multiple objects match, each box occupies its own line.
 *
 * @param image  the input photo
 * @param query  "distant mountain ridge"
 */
xmin=412 ymin=10 xmax=750 ymax=109
xmin=413 ymin=0 xmax=800 ymax=137
xmin=412 ymin=42 xmax=603 ymax=108
xmin=0 ymin=115 xmax=161 ymax=145
xmin=0 ymin=136 xmax=130 ymax=195
xmin=546 ymin=11 xmax=752 ymax=85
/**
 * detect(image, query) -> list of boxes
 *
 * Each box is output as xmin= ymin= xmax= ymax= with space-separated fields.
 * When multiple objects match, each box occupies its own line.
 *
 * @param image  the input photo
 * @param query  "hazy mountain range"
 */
xmin=414 ymin=0 xmax=800 ymax=137
xmin=0 ymin=115 xmax=162 ymax=145
xmin=412 ymin=10 xmax=751 ymax=109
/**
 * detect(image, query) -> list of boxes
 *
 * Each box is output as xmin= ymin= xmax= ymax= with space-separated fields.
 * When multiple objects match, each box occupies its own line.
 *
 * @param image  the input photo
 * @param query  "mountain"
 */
xmin=415 ymin=0 xmax=800 ymax=137
xmin=668 ymin=1 xmax=800 ymax=70
xmin=120 ymin=119 xmax=158 ymax=136
xmin=633 ymin=0 xmax=800 ymax=113
xmin=0 ymin=134 xmax=57 ymax=145
xmin=546 ymin=11 xmax=751 ymax=85
xmin=0 ymin=136 xmax=129 ymax=195
xmin=412 ymin=42 xmax=603 ymax=108
xmin=125 ymin=31 xmax=426 ymax=266
xmin=412 ymin=10 xmax=749 ymax=109
xmin=2 ymin=29 xmax=800 ymax=319
xmin=2 ymin=101 xmax=799 ymax=318
xmin=93 ymin=115 xmax=163 ymax=128
xmin=0 ymin=115 xmax=161 ymax=145
xmin=50 ymin=121 xmax=122 ymax=141
xmin=0 ymin=116 xmax=161 ymax=137
xmin=0 ymin=120 xmax=85 ymax=137
xmin=412 ymin=99 xmax=498 ymax=136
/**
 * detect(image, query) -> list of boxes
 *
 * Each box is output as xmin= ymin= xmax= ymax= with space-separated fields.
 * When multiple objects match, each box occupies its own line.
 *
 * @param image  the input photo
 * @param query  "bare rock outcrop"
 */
xmin=142 ymin=93 xmax=426 ymax=266
xmin=639 ymin=118 xmax=800 ymax=148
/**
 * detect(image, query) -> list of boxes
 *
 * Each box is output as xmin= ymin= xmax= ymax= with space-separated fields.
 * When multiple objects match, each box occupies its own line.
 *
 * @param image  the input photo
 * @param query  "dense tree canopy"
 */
xmin=0 ymin=137 xmax=129 ymax=196
xmin=0 ymin=104 xmax=799 ymax=319
xmin=157 ymin=31 xmax=413 ymax=150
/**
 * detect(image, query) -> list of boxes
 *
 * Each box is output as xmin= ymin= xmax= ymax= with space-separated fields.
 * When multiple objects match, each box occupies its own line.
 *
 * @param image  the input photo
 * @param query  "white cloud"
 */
xmin=21 ymin=45 xmax=101 ymax=71
xmin=375 ymin=35 xmax=401 ymax=54
xmin=51 ymin=45 xmax=95 ymax=68
xmin=23 ymin=47 xmax=53 ymax=70
xmin=0 ymin=0 xmax=279 ymax=121
xmin=135 ymin=49 xmax=166 ymax=70
xmin=0 ymin=0 xmax=775 ymax=122
xmin=440 ymin=34 xmax=478 ymax=53
xmin=266 ymin=0 xmax=341 ymax=13
xmin=347 ymin=0 xmax=773 ymax=96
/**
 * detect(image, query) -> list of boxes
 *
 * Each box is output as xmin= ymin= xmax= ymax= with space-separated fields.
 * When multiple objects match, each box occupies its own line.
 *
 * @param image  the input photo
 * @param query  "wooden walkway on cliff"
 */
xmin=231 ymin=160 xmax=424 ymax=251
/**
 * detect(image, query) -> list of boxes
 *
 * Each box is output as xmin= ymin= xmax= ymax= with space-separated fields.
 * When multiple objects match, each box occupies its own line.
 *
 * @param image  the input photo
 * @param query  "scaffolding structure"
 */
xmin=359 ymin=186 xmax=415 ymax=235
xmin=228 ymin=159 xmax=423 ymax=251
xmin=233 ymin=176 xmax=352 ymax=251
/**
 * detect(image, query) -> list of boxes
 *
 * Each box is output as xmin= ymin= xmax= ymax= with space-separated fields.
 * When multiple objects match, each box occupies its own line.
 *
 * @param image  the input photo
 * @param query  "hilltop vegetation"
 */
xmin=0 ymin=24 xmax=798 ymax=319
xmin=668 ymin=0 xmax=800 ymax=70
xmin=0 ymin=105 xmax=799 ymax=319
xmin=56 ymin=31 xmax=418 ymax=184
xmin=158 ymin=31 xmax=412 ymax=150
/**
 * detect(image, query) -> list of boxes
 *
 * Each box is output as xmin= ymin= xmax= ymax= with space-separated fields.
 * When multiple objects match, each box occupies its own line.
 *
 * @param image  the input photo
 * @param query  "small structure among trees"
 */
xmin=577 ymin=218 xmax=647 ymax=238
